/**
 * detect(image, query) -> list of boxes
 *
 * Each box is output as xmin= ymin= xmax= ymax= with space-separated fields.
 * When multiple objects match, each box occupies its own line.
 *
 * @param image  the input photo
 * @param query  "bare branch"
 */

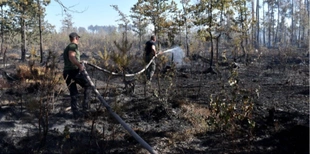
xmin=54 ymin=0 xmax=87 ymax=15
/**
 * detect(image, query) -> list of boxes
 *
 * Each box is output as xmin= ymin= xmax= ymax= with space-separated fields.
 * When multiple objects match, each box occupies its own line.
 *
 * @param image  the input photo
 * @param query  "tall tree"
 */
xmin=291 ymin=0 xmax=294 ymax=44
xmin=88 ymin=25 xmax=95 ymax=33
xmin=181 ymin=0 xmax=192 ymax=57
xmin=60 ymin=13 xmax=74 ymax=33
xmin=256 ymin=0 xmax=260 ymax=48
xmin=130 ymin=3 xmax=148 ymax=51
xmin=131 ymin=0 xmax=175 ymax=49
xmin=111 ymin=5 xmax=132 ymax=69
xmin=164 ymin=0 xmax=179 ymax=47
xmin=251 ymin=0 xmax=255 ymax=48
xmin=296 ymin=0 xmax=308 ymax=47
xmin=35 ymin=0 xmax=50 ymax=63
xmin=262 ymin=1 xmax=266 ymax=46
xmin=192 ymin=0 xmax=220 ymax=73
xmin=277 ymin=0 xmax=290 ymax=44
xmin=265 ymin=0 xmax=276 ymax=47
xmin=9 ymin=0 xmax=40 ymax=61
xmin=0 ymin=0 xmax=9 ymax=55
xmin=232 ymin=0 xmax=251 ymax=61
xmin=215 ymin=0 xmax=234 ymax=63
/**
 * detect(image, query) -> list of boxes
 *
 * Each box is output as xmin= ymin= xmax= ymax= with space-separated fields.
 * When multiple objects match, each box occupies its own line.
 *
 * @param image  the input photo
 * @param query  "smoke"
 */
xmin=162 ymin=46 xmax=185 ymax=67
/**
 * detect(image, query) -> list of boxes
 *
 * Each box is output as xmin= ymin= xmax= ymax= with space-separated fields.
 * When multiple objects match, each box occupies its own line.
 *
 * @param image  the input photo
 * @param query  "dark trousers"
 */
xmin=63 ymin=69 xmax=90 ymax=113
xmin=145 ymin=55 xmax=156 ymax=81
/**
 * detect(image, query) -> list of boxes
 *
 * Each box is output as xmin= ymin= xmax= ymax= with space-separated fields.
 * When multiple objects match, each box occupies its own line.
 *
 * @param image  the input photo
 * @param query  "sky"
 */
xmin=45 ymin=0 xmax=139 ymax=31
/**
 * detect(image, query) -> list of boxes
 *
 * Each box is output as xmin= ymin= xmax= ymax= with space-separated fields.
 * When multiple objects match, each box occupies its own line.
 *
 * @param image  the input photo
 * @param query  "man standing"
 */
xmin=144 ymin=35 xmax=160 ymax=82
xmin=63 ymin=32 xmax=90 ymax=119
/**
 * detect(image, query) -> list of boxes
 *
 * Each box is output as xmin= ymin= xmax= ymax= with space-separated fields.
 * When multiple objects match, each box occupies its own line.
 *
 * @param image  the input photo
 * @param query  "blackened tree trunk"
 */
xmin=291 ymin=0 xmax=294 ymax=45
xmin=21 ymin=17 xmax=26 ymax=62
xmin=215 ymin=34 xmax=221 ymax=64
xmin=181 ymin=1 xmax=190 ymax=57
xmin=37 ymin=0 xmax=44 ymax=63
xmin=268 ymin=3 xmax=271 ymax=47
xmin=1 ymin=5 xmax=4 ymax=55
xmin=263 ymin=2 xmax=266 ymax=46
xmin=252 ymin=0 xmax=255 ymax=48
xmin=209 ymin=31 xmax=214 ymax=68
xmin=256 ymin=0 xmax=260 ymax=48
xmin=274 ymin=0 xmax=280 ymax=45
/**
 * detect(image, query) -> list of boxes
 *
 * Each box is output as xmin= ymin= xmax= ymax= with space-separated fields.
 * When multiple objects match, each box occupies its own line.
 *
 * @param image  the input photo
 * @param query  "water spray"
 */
xmin=160 ymin=46 xmax=185 ymax=67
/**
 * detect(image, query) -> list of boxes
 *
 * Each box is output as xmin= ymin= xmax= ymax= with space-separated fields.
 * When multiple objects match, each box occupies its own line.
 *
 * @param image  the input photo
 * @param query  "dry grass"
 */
xmin=180 ymin=102 xmax=210 ymax=134
xmin=16 ymin=64 xmax=48 ymax=80
xmin=7 ymin=53 xmax=19 ymax=60
xmin=156 ymin=101 xmax=211 ymax=148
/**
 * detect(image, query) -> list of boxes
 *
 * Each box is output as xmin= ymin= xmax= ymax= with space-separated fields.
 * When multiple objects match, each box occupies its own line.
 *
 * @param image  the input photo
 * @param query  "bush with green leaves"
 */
xmin=207 ymin=65 xmax=257 ymax=132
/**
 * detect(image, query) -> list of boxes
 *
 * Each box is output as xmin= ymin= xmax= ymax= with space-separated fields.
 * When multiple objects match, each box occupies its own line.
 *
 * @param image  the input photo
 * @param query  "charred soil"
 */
xmin=0 ymin=50 xmax=309 ymax=154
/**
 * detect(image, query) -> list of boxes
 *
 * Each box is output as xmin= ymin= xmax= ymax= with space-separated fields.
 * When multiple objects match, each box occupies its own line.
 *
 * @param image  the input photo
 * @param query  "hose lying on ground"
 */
xmin=78 ymin=49 xmax=177 ymax=153
xmin=81 ymin=63 xmax=157 ymax=154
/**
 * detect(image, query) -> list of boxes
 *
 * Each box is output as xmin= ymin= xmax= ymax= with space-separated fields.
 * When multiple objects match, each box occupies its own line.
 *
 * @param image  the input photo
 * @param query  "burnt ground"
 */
xmin=0 ymin=49 xmax=309 ymax=154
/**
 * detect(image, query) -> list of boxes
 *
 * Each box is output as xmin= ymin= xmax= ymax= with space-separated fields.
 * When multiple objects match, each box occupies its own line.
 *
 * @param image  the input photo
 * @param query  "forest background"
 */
xmin=0 ymin=0 xmax=309 ymax=153
xmin=0 ymin=0 xmax=308 ymax=66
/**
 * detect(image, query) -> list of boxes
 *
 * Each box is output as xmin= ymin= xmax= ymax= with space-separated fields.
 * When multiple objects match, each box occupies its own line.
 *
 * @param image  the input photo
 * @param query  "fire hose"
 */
xmin=84 ymin=52 xmax=159 ymax=76
xmin=79 ymin=48 xmax=178 ymax=153
xmin=79 ymin=54 xmax=161 ymax=154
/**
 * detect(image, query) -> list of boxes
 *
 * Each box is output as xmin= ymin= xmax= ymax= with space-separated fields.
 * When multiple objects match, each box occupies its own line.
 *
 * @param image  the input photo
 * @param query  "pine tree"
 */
xmin=130 ymin=3 xmax=148 ymax=52
xmin=9 ymin=0 xmax=42 ymax=61
xmin=180 ymin=0 xmax=192 ymax=57
xmin=0 ymin=0 xmax=10 ymax=55
xmin=192 ymin=0 xmax=223 ymax=73
xmin=111 ymin=5 xmax=132 ymax=70
xmin=131 ymin=0 xmax=176 ymax=49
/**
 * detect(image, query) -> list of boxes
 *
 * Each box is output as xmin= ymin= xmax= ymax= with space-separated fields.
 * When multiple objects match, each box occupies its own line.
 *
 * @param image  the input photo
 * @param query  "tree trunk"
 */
xmin=241 ymin=1 xmax=246 ymax=58
xmin=209 ymin=2 xmax=213 ymax=68
xmin=301 ymin=25 xmax=305 ymax=46
xmin=215 ymin=34 xmax=221 ymax=64
xmin=244 ymin=1 xmax=248 ymax=45
xmin=268 ymin=3 xmax=271 ymax=47
xmin=183 ymin=7 xmax=190 ymax=57
xmin=271 ymin=2 xmax=275 ymax=47
xmin=298 ymin=0 xmax=303 ymax=47
xmin=306 ymin=0 xmax=310 ymax=41
xmin=185 ymin=19 xmax=190 ymax=57
xmin=21 ymin=18 xmax=26 ymax=62
xmin=252 ymin=0 xmax=255 ymax=48
xmin=269 ymin=3 xmax=275 ymax=46
xmin=216 ymin=2 xmax=225 ymax=64
xmin=298 ymin=22 xmax=301 ymax=48
xmin=291 ymin=0 xmax=294 ymax=45
xmin=274 ymin=0 xmax=280 ymax=45
xmin=37 ymin=0 xmax=44 ymax=63
xmin=263 ymin=2 xmax=266 ymax=46
xmin=139 ymin=34 xmax=142 ymax=52
xmin=256 ymin=0 xmax=260 ymax=48
xmin=209 ymin=32 xmax=213 ymax=68
xmin=1 ymin=5 xmax=3 ymax=55
xmin=182 ymin=3 xmax=190 ymax=57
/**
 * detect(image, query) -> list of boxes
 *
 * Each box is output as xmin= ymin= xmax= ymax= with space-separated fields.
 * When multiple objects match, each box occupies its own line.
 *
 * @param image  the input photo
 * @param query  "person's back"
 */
xmin=63 ymin=43 xmax=80 ymax=71
xmin=145 ymin=40 xmax=156 ymax=60
xmin=144 ymin=36 xmax=157 ymax=82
